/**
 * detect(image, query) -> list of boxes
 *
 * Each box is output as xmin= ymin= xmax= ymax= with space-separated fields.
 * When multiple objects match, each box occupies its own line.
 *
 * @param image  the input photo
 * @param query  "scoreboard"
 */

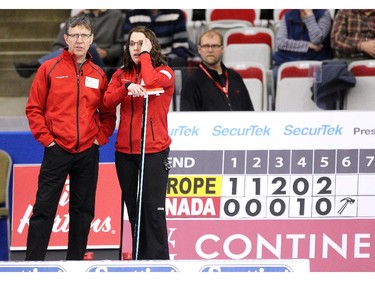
xmin=142 ymin=111 xmax=375 ymax=272
xmin=9 ymin=110 xmax=375 ymax=272
xmin=167 ymin=148 xmax=375 ymax=219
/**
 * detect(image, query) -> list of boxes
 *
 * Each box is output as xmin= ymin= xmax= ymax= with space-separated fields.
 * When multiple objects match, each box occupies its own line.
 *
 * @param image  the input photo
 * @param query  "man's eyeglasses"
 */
xmin=129 ymin=40 xmax=144 ymax=47
xmin=67 ymin=33 xmax=92 ymax=40
xmin=199 ymin=44 xmax=223 ymax=50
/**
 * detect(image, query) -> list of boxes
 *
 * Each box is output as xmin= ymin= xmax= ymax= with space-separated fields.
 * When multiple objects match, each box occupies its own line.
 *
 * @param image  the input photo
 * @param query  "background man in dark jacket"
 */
xmin=180 ymin=29 xmax=254 ymax=111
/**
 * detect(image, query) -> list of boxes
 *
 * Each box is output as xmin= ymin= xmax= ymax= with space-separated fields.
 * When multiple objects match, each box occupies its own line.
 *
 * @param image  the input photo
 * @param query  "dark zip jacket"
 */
xmin=180 ymin=62 xmax=254 ymax=111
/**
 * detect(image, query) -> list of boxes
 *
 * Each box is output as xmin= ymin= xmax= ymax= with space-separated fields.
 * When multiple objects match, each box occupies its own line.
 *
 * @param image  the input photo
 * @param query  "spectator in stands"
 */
xmin=24 ymin=14 xmax=116 ymax=261
xmin=180 ymin=29 xmax=254 ymax=111
xmin=272 ymin=9 xmax=333 ymax=85
xmin=123 ymin=9 xmax=194 ymax=68
xmin=14 ymin=9 xmax=124 ymax=79
xmin=331 ymin=9 xmax=375 ymax=62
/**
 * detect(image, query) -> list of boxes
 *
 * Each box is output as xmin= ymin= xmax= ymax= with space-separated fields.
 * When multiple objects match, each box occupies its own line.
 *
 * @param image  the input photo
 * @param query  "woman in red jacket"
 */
xmin=103 ymin=26 xmax=174 ymax=260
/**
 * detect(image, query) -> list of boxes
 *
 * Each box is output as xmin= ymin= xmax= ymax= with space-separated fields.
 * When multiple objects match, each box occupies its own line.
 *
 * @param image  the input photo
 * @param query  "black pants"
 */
xmin=25 ymin=144 xmax=99 ymax=260
xmin=115 ymin=148 xmax=170 ymax=260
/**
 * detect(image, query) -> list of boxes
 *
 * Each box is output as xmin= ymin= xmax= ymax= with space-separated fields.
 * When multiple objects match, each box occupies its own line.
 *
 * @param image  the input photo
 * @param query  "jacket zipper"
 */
xmin=150 ymin=118 xmax=155 ymax=141
xmin=75 ymin=61 xmax=82 ymax=151
xmin=129 ymin=72 xmax=139 ymax=153
xmin=225 ymin=94 xmax=232 ymax=110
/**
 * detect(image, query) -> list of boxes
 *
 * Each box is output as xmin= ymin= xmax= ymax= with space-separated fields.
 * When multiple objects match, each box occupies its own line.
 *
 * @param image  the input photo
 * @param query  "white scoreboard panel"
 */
xmin=167 ymin=111 xmax=375 ymax=222
xmin=168 ymin=148 xmax=375 ymax=219
xmin=121 ymin=111 xmax=375 ymax=272
xmin=169 ymin=111 xmax=375 ymax=219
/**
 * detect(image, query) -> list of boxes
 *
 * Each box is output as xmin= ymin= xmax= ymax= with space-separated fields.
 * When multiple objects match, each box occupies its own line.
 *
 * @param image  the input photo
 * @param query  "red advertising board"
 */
xmin=11 ymin=163 xmax=122 ymax=249
xmin=121 ymin=212 xmax=375 ymax=272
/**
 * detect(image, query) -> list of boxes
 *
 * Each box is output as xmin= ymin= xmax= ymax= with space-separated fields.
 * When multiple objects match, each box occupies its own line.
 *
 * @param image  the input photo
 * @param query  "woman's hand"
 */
xmin=140 ymin=38 xmax=152 ymax=53
xmin=309 ymin=42 xmax=323 ymax=52
xmin=300 ymin=9 xmax=313 ymax=18
xmin=127 ymin=83 xmax=147 ymax=97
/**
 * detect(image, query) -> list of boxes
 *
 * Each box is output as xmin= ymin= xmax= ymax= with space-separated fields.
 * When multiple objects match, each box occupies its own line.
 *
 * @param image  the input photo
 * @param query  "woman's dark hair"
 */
xmin=123 ymin=25 xmax=167 ymax=72
xmin=64 ymin=14 xmax=94 ymax=35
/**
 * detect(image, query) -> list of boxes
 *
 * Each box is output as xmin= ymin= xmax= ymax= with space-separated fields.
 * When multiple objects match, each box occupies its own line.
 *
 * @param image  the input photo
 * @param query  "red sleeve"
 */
xmin=25 ymin=65 xmax=55 ymax=147
xmin=103 ymin=69 xmax=130 ymax=109
xmin=97 ymin=77 xmax=117 ymax=146
xmin=139 ymin=53 xmax=175 ymax=88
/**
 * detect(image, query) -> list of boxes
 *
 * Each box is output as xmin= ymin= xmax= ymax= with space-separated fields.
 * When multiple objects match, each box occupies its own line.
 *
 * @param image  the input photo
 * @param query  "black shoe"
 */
xmin=14 ymin=61 xmax=40 ymax=78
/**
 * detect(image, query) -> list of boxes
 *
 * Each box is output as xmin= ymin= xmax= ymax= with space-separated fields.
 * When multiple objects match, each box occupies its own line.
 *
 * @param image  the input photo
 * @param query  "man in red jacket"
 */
xmin=25 ymin=14 xmax=116 ymax=260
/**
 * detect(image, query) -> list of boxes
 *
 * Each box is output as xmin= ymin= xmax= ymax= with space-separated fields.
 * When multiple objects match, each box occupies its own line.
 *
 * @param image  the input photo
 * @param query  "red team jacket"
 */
xmin=104 ymin=52 xmax=174 ymax=154
xmin=25 ymin=48 xmax=116 ymax=153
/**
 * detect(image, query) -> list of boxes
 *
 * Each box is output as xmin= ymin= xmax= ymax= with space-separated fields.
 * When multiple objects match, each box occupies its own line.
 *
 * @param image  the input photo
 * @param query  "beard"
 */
xmin=203 ymin=55 xmax=221 ymax=67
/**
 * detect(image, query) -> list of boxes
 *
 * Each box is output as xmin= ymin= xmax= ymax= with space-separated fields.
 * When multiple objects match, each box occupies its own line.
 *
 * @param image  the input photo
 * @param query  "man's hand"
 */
xmin=47 ymin=141 xmax=56 ymax=147
xmin=359 ymin=40 xmax=375 ymax=58
xmin=96 ymin=47 xmax=108 ymax=59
